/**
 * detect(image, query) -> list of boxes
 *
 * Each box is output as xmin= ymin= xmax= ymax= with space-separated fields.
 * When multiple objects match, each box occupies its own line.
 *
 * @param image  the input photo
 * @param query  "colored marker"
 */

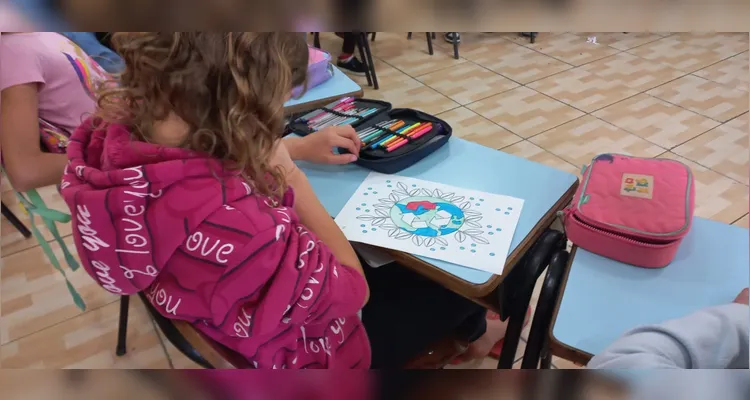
xmin=386 ymin=122 xmax=432 ymax=148
xmin=359 ymin=120 xmax=402 ymax=139
xmin=357 ymin=119 xmax=398 ymax=137
xmin=362 ymin=121 xmax=406 ymax=144
xmin=387 ymin=124 xmax=436 ymax=152
xmin=374 ymin=122 xmax=422 ymax=149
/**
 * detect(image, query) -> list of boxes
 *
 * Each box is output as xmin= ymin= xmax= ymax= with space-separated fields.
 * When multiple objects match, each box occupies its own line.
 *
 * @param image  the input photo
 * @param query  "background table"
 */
xmin=284 ymin=66 xmax=363 ymax=115
xmin=550 ymin=217 xmax=749 ymax=364
xmin=297 ymin=137 xmax=578 ymax=298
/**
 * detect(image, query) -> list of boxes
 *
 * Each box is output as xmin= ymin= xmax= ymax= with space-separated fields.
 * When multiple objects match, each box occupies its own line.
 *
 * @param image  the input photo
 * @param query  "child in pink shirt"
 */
xmin=62 ymin=32 xmax=506 ymax=369
xmin=0 ymin=32 xmax=108 ymax=192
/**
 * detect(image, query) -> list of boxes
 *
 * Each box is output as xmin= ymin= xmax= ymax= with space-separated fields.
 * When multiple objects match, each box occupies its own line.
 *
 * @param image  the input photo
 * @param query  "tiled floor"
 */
xmin=1 ymin=32 xmax=747 ymax=370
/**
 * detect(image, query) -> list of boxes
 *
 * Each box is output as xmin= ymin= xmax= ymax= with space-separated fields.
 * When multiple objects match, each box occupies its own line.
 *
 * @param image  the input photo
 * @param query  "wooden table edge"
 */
xmin=283 ymin=88 xmax=365 ymax=116
xmin=547 ymin=245 xmax=596 ymax=366
xmin=391 ymin=178 xmax=580 ymax=303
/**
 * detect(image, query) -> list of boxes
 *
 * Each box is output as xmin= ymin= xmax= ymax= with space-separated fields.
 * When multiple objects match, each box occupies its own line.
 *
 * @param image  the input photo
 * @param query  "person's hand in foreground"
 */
xmin=733 ymin=288 xmax=748 ymax=305
xmin=284 ymin=125 xmax=362 ymax=165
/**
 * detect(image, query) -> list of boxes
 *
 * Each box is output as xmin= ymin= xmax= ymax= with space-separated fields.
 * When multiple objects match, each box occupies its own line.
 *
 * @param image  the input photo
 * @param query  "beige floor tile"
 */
xmin=435 ymin=107 xmax=522 ymax=149
xmin=461 ymin=39 xmax=573 ymax=84
xmin=529 ymin=116 xmax=666 ymax=167
xmin=671 ymin=32 xmax=749 ymax=55
xmin=660 ymin=152 xmax=749 ymax=223
xmin=1 ymin=173 xmax=13 ymax=192
xmin=573 ymin=32 xmax=665 ymax=51
xmin=506 ymin=32 xmax=567 ymax=46
xmin=693 ymin=52 xmax=749 ymax=91
xmin=577 ymin=52 xmax=686 ymax=92
xmin=526 ymin=33 xmax=620 ymax=66
xmin=734 ymin=214 xmax=749 ymax=228
xmin=528 ymin=68 xmax=639 ymax=113
xmin=0 ymin=299 xmax=170 ymax=368
xmin=501 ymin=141 xmax=581 ymax=176
xmin=467 ymin=87 xmax=585 ymax=137
xmin=154 ymin=329 xmax=202 ymax=369
xmin=357 ymin=62 xmax=460 ymax=115
xmin=417 ymin=62 xmax=518 ymax=105
xmin=1 ymin=236 xmax=117 ymax=344
xmin=593 ymin=93 xmax=721 ymax=149
xmin=371 ymin=33 xmax=467 ymax=77
xmin=672 ymin=114 xmax=749 ymax=184
xmin=647 ymin=74 xmax=749 ymax=122
xmin=628 ymin=36 xmax=740 ymax=73
xmin=552 ymin=356 xmax=585 ymax=369
xmin=1 ymin=186 xmax=73 ymax=257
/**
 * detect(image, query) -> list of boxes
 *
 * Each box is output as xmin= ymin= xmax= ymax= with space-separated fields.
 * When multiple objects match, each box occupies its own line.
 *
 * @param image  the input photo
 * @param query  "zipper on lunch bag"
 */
xmin=570 ymin=213 xmax=674 ymax=247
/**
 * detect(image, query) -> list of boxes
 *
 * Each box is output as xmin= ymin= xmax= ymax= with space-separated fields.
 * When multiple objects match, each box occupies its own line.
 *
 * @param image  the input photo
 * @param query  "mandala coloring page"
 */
xmin=335 ymin=172 xmax=525 ymax=274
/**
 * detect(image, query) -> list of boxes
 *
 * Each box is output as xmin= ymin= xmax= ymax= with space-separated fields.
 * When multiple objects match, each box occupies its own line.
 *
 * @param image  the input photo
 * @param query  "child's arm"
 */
xmin=588 ymin=295 xmax=749 ymax=369
xmin=0 ymin=84 xmax=68 ymax=192
xmin=271 ymin=141 xmax=368 ymax=302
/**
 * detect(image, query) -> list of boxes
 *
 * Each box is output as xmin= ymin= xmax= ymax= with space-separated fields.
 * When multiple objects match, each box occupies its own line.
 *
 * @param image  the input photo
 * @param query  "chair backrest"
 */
xmin=137 ymin=293 xmax=250 ymax=369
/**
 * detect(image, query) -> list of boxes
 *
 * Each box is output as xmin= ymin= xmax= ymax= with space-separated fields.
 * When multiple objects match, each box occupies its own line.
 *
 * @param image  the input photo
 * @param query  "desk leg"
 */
xmin=496 ymin=230 xmax=566 ymax=369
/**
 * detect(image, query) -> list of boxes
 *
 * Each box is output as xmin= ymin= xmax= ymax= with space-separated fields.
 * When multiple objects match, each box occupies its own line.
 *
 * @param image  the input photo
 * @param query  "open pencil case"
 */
xmin=285 ymin=97 xmax=452 ymax=174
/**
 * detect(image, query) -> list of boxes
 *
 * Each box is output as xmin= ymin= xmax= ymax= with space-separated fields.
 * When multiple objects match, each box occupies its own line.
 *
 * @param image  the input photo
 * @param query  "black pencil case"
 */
xmin=285 ymin=98 xmax=452 ymax=174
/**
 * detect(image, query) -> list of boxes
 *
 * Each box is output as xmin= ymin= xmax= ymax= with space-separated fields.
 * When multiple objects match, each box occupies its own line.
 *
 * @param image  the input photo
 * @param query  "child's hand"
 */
xmin=733 ymin=288 xmax=748 ymax=305
xmin=299 ymin=125 xmax=362 ymax=165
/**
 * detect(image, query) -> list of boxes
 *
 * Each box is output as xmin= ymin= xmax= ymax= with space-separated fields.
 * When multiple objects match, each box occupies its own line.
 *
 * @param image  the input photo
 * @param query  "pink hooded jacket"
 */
xmin=61 ymin=119 xmax=371 ymax=369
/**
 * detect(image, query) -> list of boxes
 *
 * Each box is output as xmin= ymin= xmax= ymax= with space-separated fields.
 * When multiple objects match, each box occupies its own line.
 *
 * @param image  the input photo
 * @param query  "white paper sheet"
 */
xmin=335 ymin=172 xmax=525 ymax=275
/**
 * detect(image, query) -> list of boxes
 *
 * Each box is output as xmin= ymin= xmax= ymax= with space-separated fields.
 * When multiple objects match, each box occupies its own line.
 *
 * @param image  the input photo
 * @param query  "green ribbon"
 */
xmin=13 ymin=188 xmax=86 ymax=311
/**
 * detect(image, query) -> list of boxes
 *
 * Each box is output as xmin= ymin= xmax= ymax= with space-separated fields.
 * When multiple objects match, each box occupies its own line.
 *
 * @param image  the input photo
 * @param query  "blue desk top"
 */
xmin=297 ymin=137 xmax=578 ymax=285
xmin=284 ymin=66 xmax=362 ymax=109
xmin=553 ymin=217 xmax=749 ymax=357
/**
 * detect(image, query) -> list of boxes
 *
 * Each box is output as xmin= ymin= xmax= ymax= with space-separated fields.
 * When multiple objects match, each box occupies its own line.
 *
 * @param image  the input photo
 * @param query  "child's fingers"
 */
xmin=335 ymin=125 xmax=361 ymax=150
xmin=326 ymin=153 xmax=358 ymax=164
xmin=331 ymin=135 xmax=359 ymax=156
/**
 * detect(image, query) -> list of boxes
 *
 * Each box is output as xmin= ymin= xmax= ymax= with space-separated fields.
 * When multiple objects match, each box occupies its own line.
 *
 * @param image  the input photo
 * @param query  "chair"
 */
xmin=520 ymin=33 xmax=539 ymax=43
xmin=492 ymin=229 xmax=568 ymax=369
xmin=407 ymin=32 xmax=460 ymax=60
xmin=312 ymin=32 xmax=379 ymax=90
xmin=116 ymin=293 xmax=467 ymax=369
xmin=2 ymin=201 xmax=32 ymax=238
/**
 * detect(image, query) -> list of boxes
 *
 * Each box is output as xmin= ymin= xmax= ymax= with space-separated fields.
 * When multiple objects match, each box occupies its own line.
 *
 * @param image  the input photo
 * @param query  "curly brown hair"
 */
xmin=95 ymin=32 xmax=309 ymax=199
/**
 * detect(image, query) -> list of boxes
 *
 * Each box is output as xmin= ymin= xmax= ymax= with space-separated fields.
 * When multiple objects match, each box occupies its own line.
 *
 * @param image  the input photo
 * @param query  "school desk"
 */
xmin=296 ymin=136 xmax=579 ymax=368
xmin=548 ymin=217 xmax=750 ymax=366
xmin=283 ymin=66 xmax=364 ymax=115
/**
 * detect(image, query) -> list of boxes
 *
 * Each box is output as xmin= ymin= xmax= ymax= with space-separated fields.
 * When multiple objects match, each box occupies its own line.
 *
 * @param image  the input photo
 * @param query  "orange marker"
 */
xmin=379 ymin=122 xmax=423 ymax=148
xmin=386 ymin=122 xmax=433 ymax=149
xmin=386 ymin=124 xmax=434 ymax=152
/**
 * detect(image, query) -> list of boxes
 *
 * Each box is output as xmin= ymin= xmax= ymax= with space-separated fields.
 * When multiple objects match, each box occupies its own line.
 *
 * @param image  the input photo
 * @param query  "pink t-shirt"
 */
xmin=0 ymin=32 xmax=107 ymax=134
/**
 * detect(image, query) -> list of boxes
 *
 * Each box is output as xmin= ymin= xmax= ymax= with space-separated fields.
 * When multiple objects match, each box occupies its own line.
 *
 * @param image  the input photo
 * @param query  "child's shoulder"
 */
xmin=202 ymin=188 xmax=299 ymax=240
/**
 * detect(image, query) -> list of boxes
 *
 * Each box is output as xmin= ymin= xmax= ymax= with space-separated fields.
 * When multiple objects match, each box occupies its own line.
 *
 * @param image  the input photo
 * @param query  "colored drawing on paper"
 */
xmin=356 ymin=182 xmax=489 ymax=248
xmin=336 ymin=173 xmax=525 ymax=275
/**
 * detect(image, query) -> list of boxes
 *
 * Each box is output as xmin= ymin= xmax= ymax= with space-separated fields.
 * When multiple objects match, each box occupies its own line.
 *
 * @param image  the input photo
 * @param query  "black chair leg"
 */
xmin=496 ymin=230 xmax=566 ymax=369
xmin=426 ymin=33 xmax=434 ymax=55
xmin=540 ymin=342 xmax=553 ymax=369
xmin=116 ymin=295 xmax=130 ymax=356
xmin=370 ymin=32 xmax=376 ymax=41
xmin=2 ymin=201 xmax=32 ymax=238
xmin=357 ymin=32 xmax=378 ymax=90
xmin=356 ymin=34 xmax=373 ymax=87
xmin=521 ymin=250 xmax=569 ymax=369
xmin=452 ymin=35 xmax=459 ymax=60
xmin=432 ymin=32 xmax=437 ymax=39
xmin=407 ymin=32 xmax=413 ymax=40
xmin=313 ymin=32 xmax=321 ymax=49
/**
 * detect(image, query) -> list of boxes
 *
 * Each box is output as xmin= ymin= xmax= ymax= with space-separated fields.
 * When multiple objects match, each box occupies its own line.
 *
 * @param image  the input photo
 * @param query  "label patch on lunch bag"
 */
xmin=620 ymin=174 xmax=654 ymax=199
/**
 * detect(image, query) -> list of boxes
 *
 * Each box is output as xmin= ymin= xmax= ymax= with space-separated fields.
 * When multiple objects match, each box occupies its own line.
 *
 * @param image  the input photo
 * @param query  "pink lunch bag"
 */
xmin=563 ymin=153 xmax=695 ymax=268
xmin=291 ymin=46 xmax=334 ymax=98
